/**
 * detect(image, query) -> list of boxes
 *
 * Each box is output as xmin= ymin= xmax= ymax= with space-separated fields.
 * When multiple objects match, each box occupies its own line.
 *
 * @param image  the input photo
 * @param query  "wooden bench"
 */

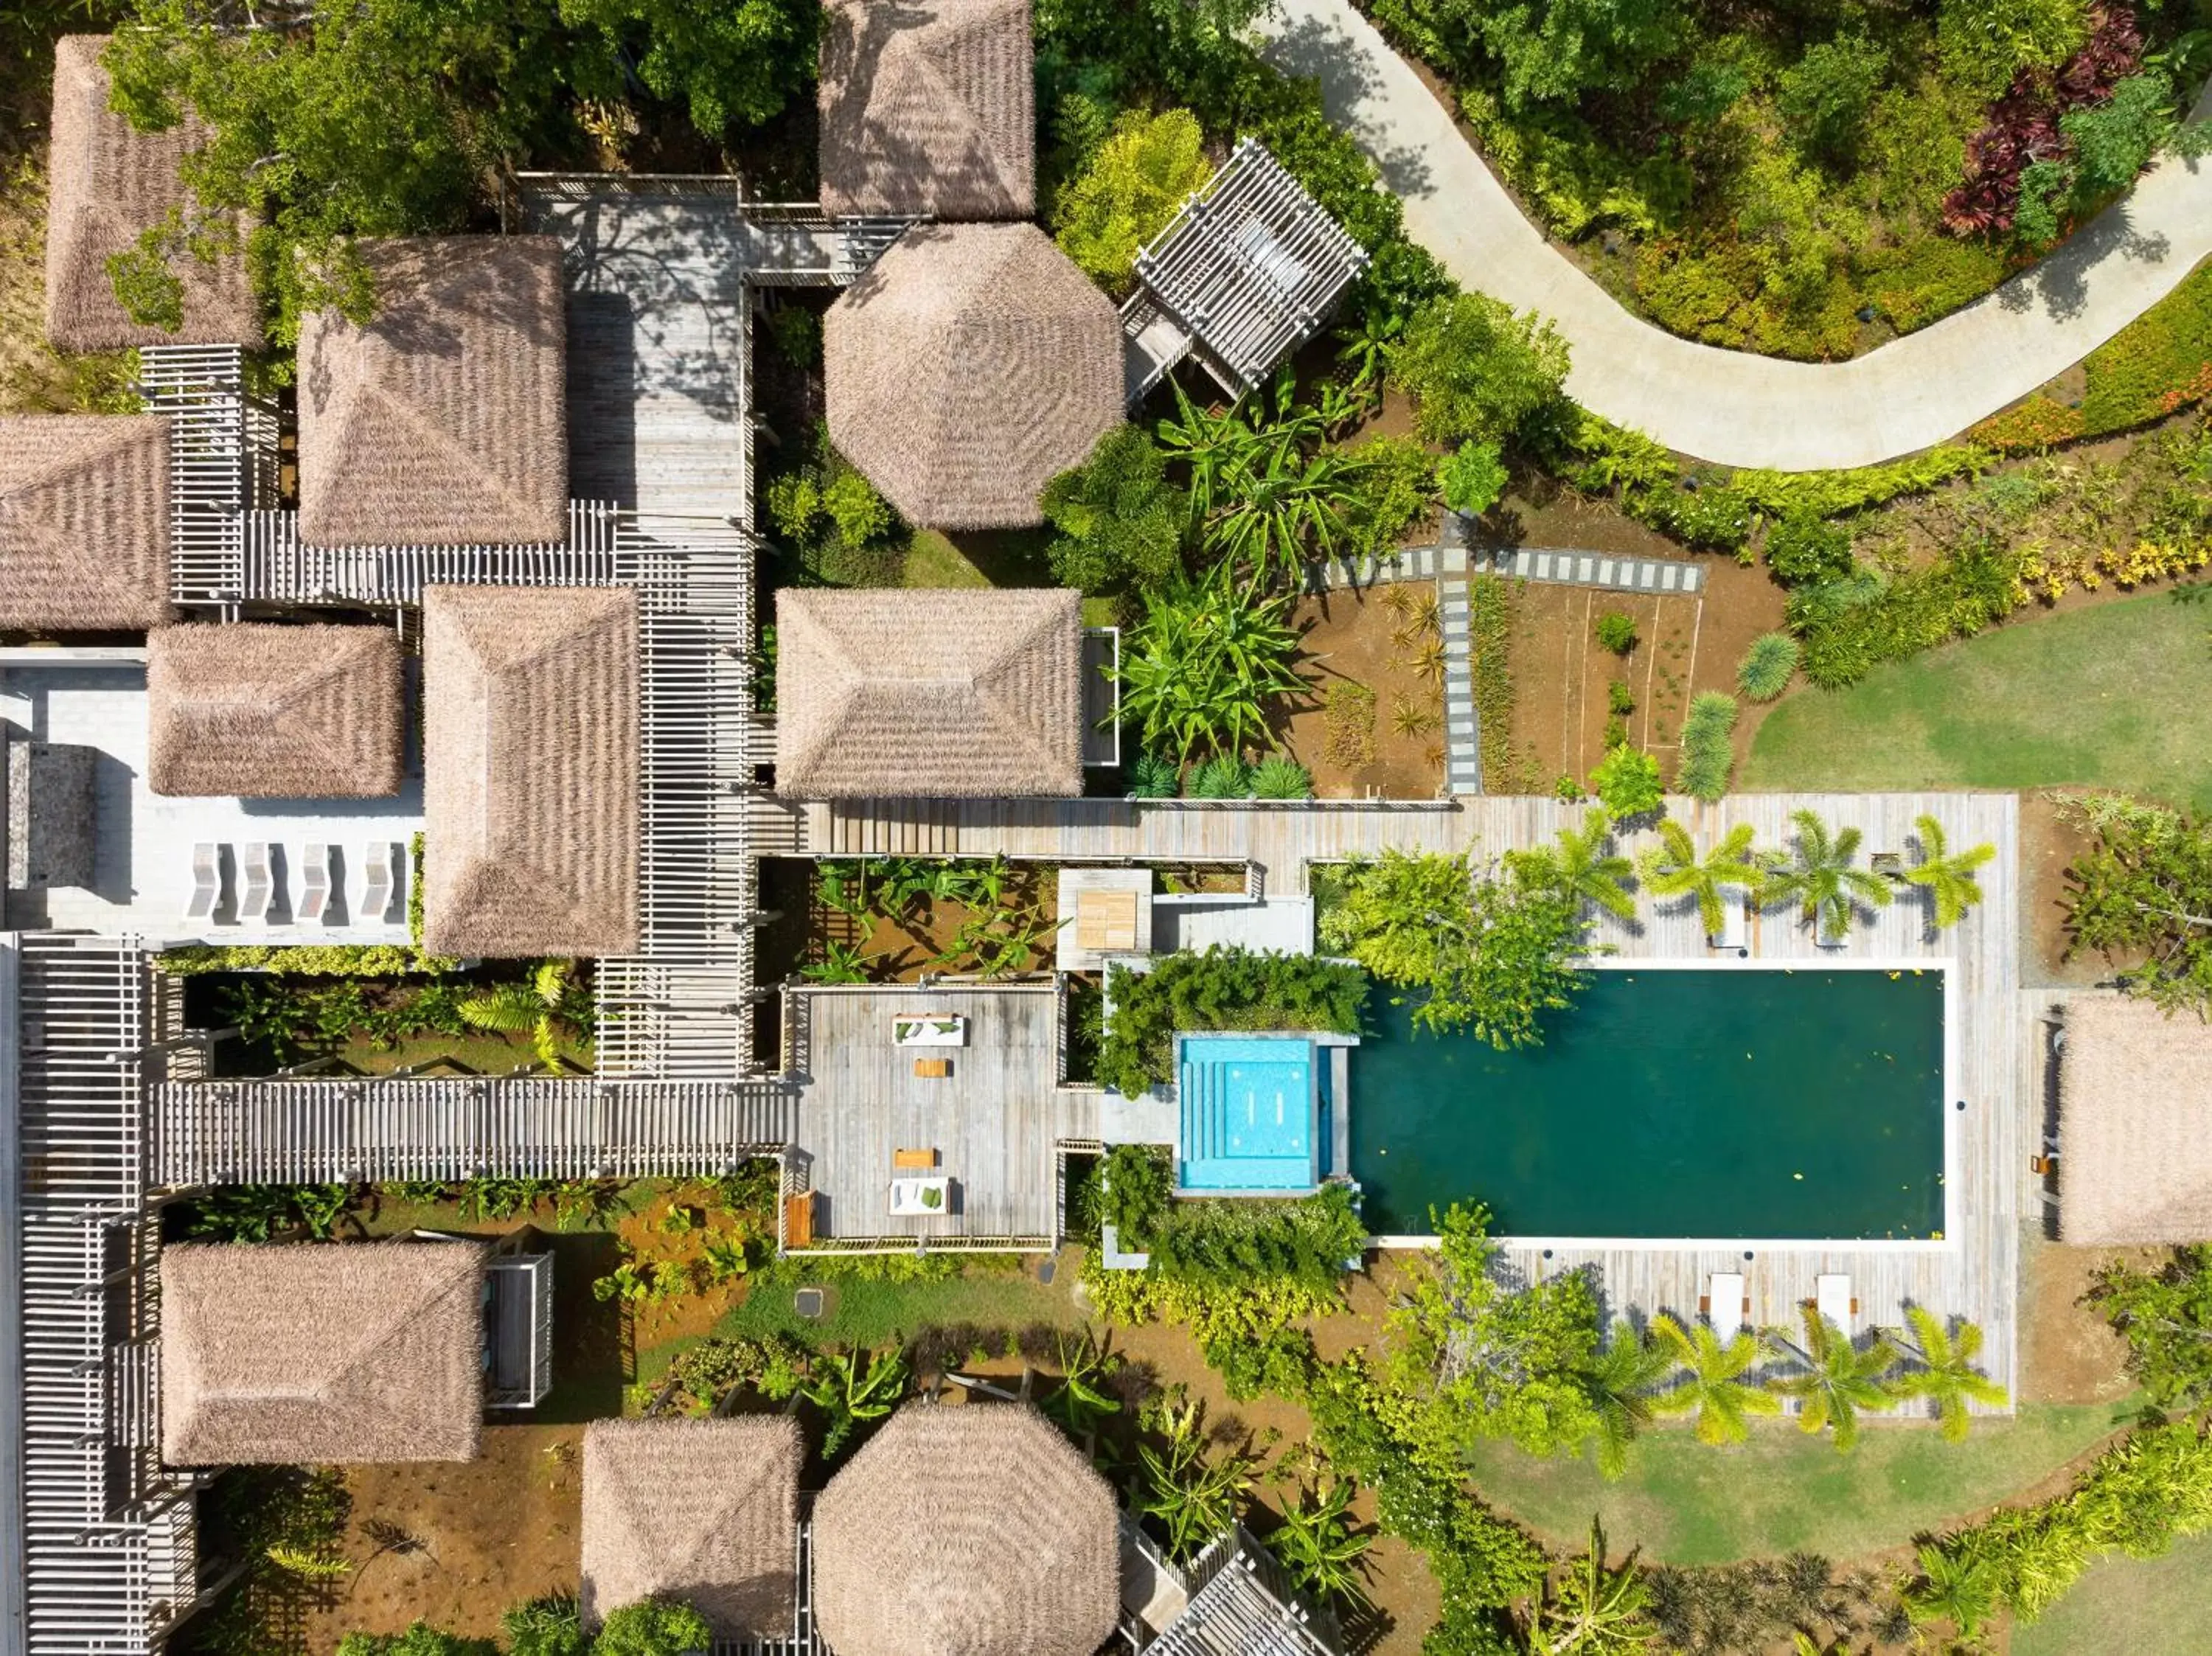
xmin=782 ymin=1191 xmax=815 ymax=1250
xmin=893 ymin=1147 xmax=937 ymax=1172
xmin=913 ymin=1057 xmax=952 ymax=1079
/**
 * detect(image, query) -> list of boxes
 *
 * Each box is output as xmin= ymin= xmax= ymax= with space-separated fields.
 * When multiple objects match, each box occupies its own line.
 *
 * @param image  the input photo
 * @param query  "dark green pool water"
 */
xmin=1351 ymin=968 xmax=1947 ymax=1239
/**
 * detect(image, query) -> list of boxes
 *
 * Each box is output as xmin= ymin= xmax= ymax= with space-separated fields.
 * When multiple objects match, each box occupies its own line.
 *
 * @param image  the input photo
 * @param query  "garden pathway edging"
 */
xmin=1471 ymin=544 xmax=1705 ymax=595
xmin=1257 ymin=0 xmax=2212 ymax=471
xmin=1437 ymin=571 xmax=1483 ymax=795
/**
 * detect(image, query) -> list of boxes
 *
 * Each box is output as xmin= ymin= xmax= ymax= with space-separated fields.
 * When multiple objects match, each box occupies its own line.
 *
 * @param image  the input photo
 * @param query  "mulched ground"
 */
xmin=1276 ymin=587 xmax=1447 ymax=799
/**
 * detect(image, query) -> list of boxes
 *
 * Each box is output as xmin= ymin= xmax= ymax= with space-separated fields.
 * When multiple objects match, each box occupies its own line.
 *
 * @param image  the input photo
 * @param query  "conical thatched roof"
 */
xmin=148 ymin=623 xmax=404 ymax=798
xmin=774 ymin=588 xmax=1083 ymax=799
xmin=812 ymin=1405 xmax=1119 ymax=1656
xmin=159 ymin=1240 xmax=487 ymax=1467
xmin=421 ymin=585 xmax=638 ymax=959
xmin=580 ymin=1418 xmax=801 ymax=1641
xmin=824 ymin=223 xmax=1121 ymax=529
xmin=2059 ymin=993 xmax=2212 ymax=1244
xmin=818 ymin=0 xmax=1034 ymax=219
xmin=0 ymin=414 xmax=173 ymax=631
xmin=298 ymin=237 xmax=567 ymax=548
xmin=44 ymin=35 xmax=260 ymax=352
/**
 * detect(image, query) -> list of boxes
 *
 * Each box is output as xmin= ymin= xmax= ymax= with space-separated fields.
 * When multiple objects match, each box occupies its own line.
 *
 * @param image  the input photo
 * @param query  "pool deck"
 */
xmin=807 ymin=791 xmax=2025 ymax=1413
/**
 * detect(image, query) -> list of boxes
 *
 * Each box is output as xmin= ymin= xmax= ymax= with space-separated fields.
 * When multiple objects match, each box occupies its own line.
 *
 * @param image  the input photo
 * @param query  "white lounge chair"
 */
xmin=237 ymin=843 xmax=273 ymax=923
xmin=1709 ymin=892 xmax=1747 ymax=953
xmin=184 ymin=843 xmax=220 ymax=924
xmin=1815 ymin=1273 xmax=1856 ymax=1334
xmin=298 ymin=843 xmax=332 ymax=924
xmin=1704 ymin=1272 xmax=1749 ymax=1337
xmin=361 ymin=841 xmax=395 ymax=922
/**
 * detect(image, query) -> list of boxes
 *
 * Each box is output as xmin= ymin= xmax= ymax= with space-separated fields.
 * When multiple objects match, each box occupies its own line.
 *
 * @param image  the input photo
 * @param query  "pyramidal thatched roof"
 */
xmin=580 ymin=1418 xmax=801 ymax=1641
xmin=298 ymin=237 xmax=568 ymax=548
xmin=774 ymin=587 xmax=1084 ymax=799
xmin=812 ymin=1405 xmax=1120 ymax=1656
xmin=148 ymin=623 xmax=404 ymax=798
xmin=159 ymin=1240 xmax=487 ymax=1467
xmin=824 ymin=223 xmax=1121 ymax=530
xmin=818 ymin=0 xmax=1034 ymax=219
xmin=0 ymin=414 xmax=173 ymax=631
xmin=421 ymin=585 xmax=638 ymax=959
xmin=45 ymin=35 xmax=260 ymax=352
xmin=2059 ymin=992 xmax=2212 ymax=1245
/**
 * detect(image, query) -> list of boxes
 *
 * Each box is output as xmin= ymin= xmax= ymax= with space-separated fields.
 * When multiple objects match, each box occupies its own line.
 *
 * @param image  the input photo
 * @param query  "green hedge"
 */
xmin=1099 ymin=947 xmax=1367 ymax=1098
xmin=1976 ymin=259 xmax=2212 ymax=450
xmin=1466 ymin=574 xmax=1517 ymax=787
xmin=157 ymin=944 xmax=453 ymax=976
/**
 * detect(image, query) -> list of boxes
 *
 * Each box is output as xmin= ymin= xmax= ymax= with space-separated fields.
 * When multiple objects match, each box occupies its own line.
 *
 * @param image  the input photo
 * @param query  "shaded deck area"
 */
xmin=787 ymin=986 xmax=1099 ymax=1248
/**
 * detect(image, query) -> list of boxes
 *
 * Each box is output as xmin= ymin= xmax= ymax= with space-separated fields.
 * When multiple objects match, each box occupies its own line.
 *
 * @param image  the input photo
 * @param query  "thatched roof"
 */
xmin=148 ymin=624 xmax=404 ymax=798
xmin=812 ymin=1404 xmax=1119 ymax=1656
xmin=580 ymin=1418 xmax=801 ymax=1641
xmin=0 ymin=414 xmax=173 ymax=631
xmin=421 ymin=585 xmax=638 ymax=958
xmin=159 ymin=1240 xmax=487 ymax=1467
xmin=45 ymin=35 xmax=260 ymax=352
xmin=298 ymin=237 xmax=567 ymax=548
xmin=824 ymin=223 xmax=1121 ymax=529
xmin=818 ymin=0 xmax=1034 ymax=219
xmin=774 ymin=588 xmax=1084 ymax=799
xmin=2059 ymin=993 xmax=2212 ymax=1244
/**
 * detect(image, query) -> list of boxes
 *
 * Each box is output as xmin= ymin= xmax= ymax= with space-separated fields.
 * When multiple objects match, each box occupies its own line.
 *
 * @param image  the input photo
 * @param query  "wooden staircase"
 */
xmin=826 ymin=798 xmax=964 ymax=855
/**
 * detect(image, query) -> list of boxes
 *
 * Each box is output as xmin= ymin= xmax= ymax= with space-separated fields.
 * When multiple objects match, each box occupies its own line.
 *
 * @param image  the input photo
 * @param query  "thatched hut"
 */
xmin=148 ymin=623 xmax=404 ymax=798
xmin=297 ymin=237 xmax=567 ymax=548
xmin=774 ymin=588 xmax=1084 ymax=798
xmin=2059 ymin=992 xmax=2212 ymax=1244
xmin=818 ymin=0 xmax=1034 ymax=220
xmin=580 ymin=1418 xmax=801 ymax=1641
xmin=812 ymin=1404 xmax=1119 ymax=1656
xmin=0 ymin=414 xmax=173 ymax=631
xmin=824 ymin=223 xmax=1121 ymax=529
xmin=44 ymin=35 xmax=260 ymax=352
xmin=420 ymin=585 xmax=638 ymax=958
xmin=159 ymin=1240 xmax=488 ymax=1466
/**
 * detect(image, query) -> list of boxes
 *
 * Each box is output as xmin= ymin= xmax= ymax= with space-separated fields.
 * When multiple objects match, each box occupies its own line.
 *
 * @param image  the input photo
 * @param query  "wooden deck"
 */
xmin=788 ymin=986 xmax=1100 ymax=1248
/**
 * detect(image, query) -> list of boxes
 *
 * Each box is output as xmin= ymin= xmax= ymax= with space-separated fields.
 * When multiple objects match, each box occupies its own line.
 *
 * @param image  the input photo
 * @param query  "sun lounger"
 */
xmin=237 ymin=843 xmax=273 ymax=923
xmin=1709 ymin=892 xmax=1747 ymax=953
xmin=360 ymin=841 xmax=395 ymax=922
xmin=1815 ymin=1273 xmax=1857 ymax=1332
xmin=1703 ymin=1272 xmax=1750 ymax=1337
xmin=893 ymin=1147 xmax=937 ymax=1172
xmin=184 ymin=843 xmax=220 ymax=924
xmin=297 ymin=843 xmax=332 ymax=924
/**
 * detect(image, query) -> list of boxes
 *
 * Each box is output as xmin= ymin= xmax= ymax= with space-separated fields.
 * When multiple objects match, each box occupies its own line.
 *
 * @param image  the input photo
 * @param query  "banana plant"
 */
xmin=1265 ymin=1481 xmax=1374 ymax=1612
xmin=1040 ymin=1329 xmax=1123 ymax=1442
xmin=799 ymin=939 xmax=880 ymax=986
xmin=804 ymin=1347 xmax=910 ymax=1459
xmin=459 ymin=959 xmax=595 ymax=1070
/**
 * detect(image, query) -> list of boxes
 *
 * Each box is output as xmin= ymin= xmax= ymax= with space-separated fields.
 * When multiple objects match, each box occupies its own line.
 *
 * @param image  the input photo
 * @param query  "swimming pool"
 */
xmin=1350 ymin=964 xmax=1949 ymax=1242
xmin=1177 ymin=1034 xmax=1323 ymax=1193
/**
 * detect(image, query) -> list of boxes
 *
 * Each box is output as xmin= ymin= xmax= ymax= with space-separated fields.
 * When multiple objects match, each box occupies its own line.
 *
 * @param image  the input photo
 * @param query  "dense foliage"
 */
xmin=1147 ymin=1183 xmax=1368 ymax=1298
xmin=1051 ymin=108 xmax=1211 ymax=291
xmin=2059 ymin=791 xmax=2212 ymax=1011
xmin=1386 ymin=291 xmax=1571 ymax=447
xmin=335 ymin=1628 xmax=496 ymax=1656
xmin=1040 ymin=423 xmax=1188 ymax=595
xmin=591 ymin=1600 xmax=713 ymax=1656
xmin=765 ymin=426 xmax=905 ymax=587
xmin=1098 ymin=947 xmax=1368 ymax=1096
xmin=2090 ymin=1244 xmax=2212 ymax=1410
xmin=1114 ymin=569 xmax=1305 ymax=761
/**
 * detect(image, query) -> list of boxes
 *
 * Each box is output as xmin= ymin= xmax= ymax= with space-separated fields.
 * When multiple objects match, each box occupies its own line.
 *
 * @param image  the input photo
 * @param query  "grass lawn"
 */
xmin=1461 ymin=1403 xmax=2130 ymax=1565
xmin=705 ymin=1257 xmax=1079 ymax=1351
xmin=2010 ymin=1527 xmax=2212 ymax=1656
xmin=1742 ymin=594 xmax=2212 ymax=810
xmin=905 ymin=526 xmax=1118 ymax=627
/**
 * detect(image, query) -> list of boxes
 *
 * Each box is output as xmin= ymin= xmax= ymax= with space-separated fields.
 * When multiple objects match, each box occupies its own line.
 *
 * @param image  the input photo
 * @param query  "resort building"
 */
xmin=2055 ymin=992 xmax=2212 ymax=1244
xmin=0 ymin=414 xmax=174 ymax=632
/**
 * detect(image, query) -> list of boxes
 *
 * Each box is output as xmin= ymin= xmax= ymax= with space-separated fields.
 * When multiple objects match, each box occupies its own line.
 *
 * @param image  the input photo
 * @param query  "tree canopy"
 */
xmin=1385 ymin=291 xmax=1571 ymax=447
xmin=1051 ymin=107 xmax=1211 ymax=291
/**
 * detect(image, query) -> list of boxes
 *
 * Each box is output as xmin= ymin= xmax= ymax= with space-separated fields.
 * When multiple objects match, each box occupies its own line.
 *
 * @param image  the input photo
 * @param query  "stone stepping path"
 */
xmin=1468 ymin=544 xmax=1705 ymax=595
xmin=1438 ymin=574 xmax=1482 ymax=795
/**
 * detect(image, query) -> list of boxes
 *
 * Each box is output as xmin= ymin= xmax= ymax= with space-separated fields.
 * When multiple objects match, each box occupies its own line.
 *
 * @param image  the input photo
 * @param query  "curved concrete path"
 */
xmin=1259 ymin=0 xmax=2212 ymax=470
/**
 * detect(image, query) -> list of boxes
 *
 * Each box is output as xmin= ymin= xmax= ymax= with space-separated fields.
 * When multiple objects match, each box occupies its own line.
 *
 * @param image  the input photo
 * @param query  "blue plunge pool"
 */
xmin=1176 ymin=1034 xmax=1324 ymax=1193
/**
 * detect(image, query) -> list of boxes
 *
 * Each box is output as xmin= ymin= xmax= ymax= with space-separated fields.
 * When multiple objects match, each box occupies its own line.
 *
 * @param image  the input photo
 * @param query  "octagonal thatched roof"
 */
xmin=0 ymin=414 xmax=173 ymax=631
xmin=2059 ymin=992 xmax=2212 ymax=1245
xmin=298 ymin=236 xmax=567 ymax=548
xmin=581 ymin=1418 xmax=801 ymax=1641
xmin=824 ymin=223 xmax=1121 ymax=530
xmin=812 ymin=1405 xmax=1119 ymax=1656
xmin=45 ymin=35 xmax=260 ymax=352
xmin=818 ymin=0 xmax=1034 ymax=219
xmin=160 ymin=1240 xmax=487 ymax=1466
xmin=149 ymin=623 xmax=404 ymax=798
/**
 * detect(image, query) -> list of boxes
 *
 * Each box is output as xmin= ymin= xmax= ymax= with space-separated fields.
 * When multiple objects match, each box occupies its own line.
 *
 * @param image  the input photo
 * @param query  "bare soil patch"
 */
xmin=2019 ymin=1237 xmax=2148 ymax=1406
xmin=2018 ymin=791 xmax=2139 ymax=989
xmin=1277 ymin=588 xmax=1447 ymax=799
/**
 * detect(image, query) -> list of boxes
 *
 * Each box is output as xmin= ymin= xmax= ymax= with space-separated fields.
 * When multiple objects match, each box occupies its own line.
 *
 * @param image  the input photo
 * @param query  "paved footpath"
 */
xmin=1258 ymin=0 xmax=2212 ymax=471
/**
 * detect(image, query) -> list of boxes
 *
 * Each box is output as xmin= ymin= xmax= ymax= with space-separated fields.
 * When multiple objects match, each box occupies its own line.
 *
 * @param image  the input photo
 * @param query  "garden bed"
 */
xmin=1273 ymin=585 xmax=1447 ymax=798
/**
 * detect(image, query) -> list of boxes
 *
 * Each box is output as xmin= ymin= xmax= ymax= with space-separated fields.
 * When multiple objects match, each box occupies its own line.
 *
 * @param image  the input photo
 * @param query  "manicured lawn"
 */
xmin=905 ymin=526 xmax=1118 ymax=626
xmin=709 ymin=1256 xmax=1079 ymax=1350
xmin=1743 ymin=594 xmax=2212 ymax=811
xmin=1461 ymin=1404 xmax=2129 ymax=1565
xmin=2010 ymin=1528 xmax=2212 ymax=1656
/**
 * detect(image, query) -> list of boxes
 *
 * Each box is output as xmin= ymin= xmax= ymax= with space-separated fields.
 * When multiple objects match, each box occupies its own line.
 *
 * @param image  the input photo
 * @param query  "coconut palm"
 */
xmin=1892 ymin=1307 xmax=2008 ymax=1441
xmin=1648 ymin=1314 xmax=1781 ymax=1447
xmin=1764 ymin=809 xmax=1891 ymax=944
xmin=1576 ymin=1319 xmax=1677 ymax=1479
xmin=1904 ymin=813 xmax=1996 ymax=929
xmin=1530 ymin=805 xmax=1638 ymax=922
xmin=1531 ymin=1517 xmax=1657 ymax=1655
xmin=1636 ymin=820 xmax=1764 ymax=939
xmin=1764 ymin=1306 xmax=1902 ymax=1453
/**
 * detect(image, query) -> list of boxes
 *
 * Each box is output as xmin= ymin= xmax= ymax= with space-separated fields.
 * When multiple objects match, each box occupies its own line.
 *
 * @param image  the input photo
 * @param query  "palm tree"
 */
xmin=1637 ymin=820 xmax=1764 ymax=939
xmin=1516 ymin=805 xmax=1638 ymax=922
xmin=1765 ymin=809 xmax=1891 ymax=944
xmin=1905 ymin=813 xmax=1996 ymax=929
xmin=1576 ymin=1318 xmax=1677 ymax=1479
xmin=1902 ymin=1540 xmax=1998 ymax=1638
xmin=459 ymin=960 xmax=595 ymax=1070
xmin=1531 ymin=1517 xmax=1657 ymax=1655
xmin=1892 ymin=1307 xmax=2008 ymax=1441
xmin=1764 ymin=1306 xmax=1902 ymax=1453
xmin=1648 ymin=1314 xmax=1781 ymax=1446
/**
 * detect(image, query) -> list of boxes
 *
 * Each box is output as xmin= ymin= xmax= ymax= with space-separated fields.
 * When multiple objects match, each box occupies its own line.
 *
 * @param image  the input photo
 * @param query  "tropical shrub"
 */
xmin=1790 ymin=535 xmax=2019 ymax=689
xmin=501 ymin=1596 xmax=587 ymax=1656
xmin=2058 ymin=793 xmax=2212 ymax=1013
xmin=1593 ymin=610 xmax=1638 ymax=654
xmin=1265 ymin=1481 xmax=1374 ymax=1611
xmin=1736 ymin=631 xmax=1801 ymax=701
xmin=1084 ymin=1144 xmax=1173 ymax=1248
xmin=1589 ymin=744 xmax=1663 ymax=818
xmin=2090 ymin=1244 xmax=2212 ymax=1411
xmin=334 ymin=1626 xmax=495 ymax=1656
xmin=1385 ymin=291 xmax=1571 ymax=446
xmin=1185 ymin=753 xmax=1253 ymax=799
xmin=1126 ymin=750 xmax=1181 ymax=799
xmin=1040 ymin=423 xmax=1188 ymax=595
xmin=668 ymin=1334 xmax=810 ymax=1408
xmin=1673 ymin=692 xmax=1738 ymax=804
xmin=1764 ymin=510 xmax=1856 ymax=585
xmin=592 ymin=1599 xmax=713 ymax=1656
xmin=157 ymin=943 xmax=452 ymax=976
xmin=1467 ymin=574 xmax=1519 ymax=786
xmin=1148 ymin=1183 xmax=1368 ymax=1297
xmin=1052 ymin=108 xmax=1212 ymax=292
xmin=1249 ymin=754 xmax=1315 ymax=799
xmin=1605 ymin=679 xmax=1635 ymax=717
xmin=1099 ymin=947 xmax=1368 ymax=1096
xmin=1935 ymin=0 xmax=2093 ymax=101
xmin=1137 ymin=1394 xmax=1256 ymax=1562
xmin=1116 ymin=569 xmax=1305 ymax=761
xmin=1439 ymin=439 xmax=1510 ymax=518
xmin=187 ymin=1183 xmax=356 ymax=1244
xmin=1778 ymin=35 xmax=1882 ymax=167
xmin=765 ymin=430 xmax=905 ymax=586
xmin=1340 ymin=434 xmax=1439 ymax=557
